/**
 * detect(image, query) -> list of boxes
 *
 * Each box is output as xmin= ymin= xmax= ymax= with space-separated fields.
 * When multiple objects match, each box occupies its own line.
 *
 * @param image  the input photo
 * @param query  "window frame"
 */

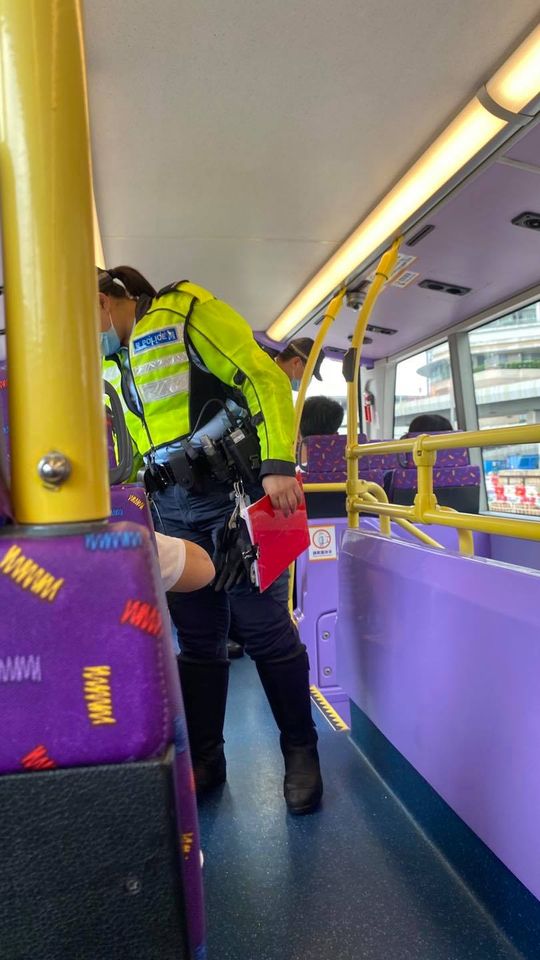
xmin=382 ymin=281 xmax=540 ymax=518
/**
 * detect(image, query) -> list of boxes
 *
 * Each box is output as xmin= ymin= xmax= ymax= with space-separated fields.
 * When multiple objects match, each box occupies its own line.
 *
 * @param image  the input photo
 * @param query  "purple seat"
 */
xmin=388 ymin=436 xmax=481 ymax=513
xmin=0 ymin=523 xmax=179 ymax=771
xmin=364 ymin=448 xmax=401 ymax=472
xmin=301 ymin=435 xmax=390 ymax=518
xmin=391 ymin=465 xmax=481 ymax=489
xmin=109 ymin=484 xmax=154 ymax=530
xmin=304 ymin=467 xmax=384 ymax=486
xmin=0 ymin=522 xmax=205 ymax=954
xmin=301 ymin=433 xmax=367 ymax=480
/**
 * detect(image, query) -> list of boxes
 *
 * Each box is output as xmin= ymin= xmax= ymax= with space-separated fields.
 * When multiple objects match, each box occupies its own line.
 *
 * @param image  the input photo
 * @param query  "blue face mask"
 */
xmin=291 ymin=377 xmax=302 ymax=392
xmin=100 ymin=320 xmax=121 ymax=357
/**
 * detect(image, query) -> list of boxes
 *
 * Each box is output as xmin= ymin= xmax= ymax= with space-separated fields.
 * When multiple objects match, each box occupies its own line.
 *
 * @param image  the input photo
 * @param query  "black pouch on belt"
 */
xmin=167 ymin=448 xmax=196 ymax=490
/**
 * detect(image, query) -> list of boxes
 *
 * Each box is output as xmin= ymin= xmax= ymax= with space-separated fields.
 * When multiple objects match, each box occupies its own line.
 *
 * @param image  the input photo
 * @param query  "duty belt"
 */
xmin=143 ymin=419 xmax=262 ymax=495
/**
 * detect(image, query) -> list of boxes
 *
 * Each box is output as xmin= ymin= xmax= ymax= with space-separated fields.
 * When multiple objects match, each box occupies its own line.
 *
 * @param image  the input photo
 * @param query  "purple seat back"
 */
xmin=0 ymin=523 xmax=205 ymax=954
xmin=110 ymin=484 xmax=153 ymax=530
xmin=392 ymin=464 xmax=481 ymax=489
xmin=398 ymin=432 xmax=470 ymax=468
xmin=301 ymin=434 xmax=367 ymax=483
xmin=363 ymin=445 xmax=401 ymax=472
xmin=386 ymin=431 xmax=480 ymax=510
xmin=304 ymin=467 xmax=385 ymax=487
xmin=0 ymin=523 xmax=177 ymax=771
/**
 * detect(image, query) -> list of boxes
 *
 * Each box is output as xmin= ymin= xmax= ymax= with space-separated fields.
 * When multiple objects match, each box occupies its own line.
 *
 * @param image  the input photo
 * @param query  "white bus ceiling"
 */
xmin=84 ymin=1 xmax=540 ymax=351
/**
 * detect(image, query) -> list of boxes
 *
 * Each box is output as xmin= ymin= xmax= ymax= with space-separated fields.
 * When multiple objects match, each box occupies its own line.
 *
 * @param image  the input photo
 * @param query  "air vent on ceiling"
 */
xmin=511 ymin=211 xmax=540 ymax=232
xmin=366 ymin=324 xmax=397 ymax=335
xmin=406 ymin=224 xmax=435 ymax=247
xmin=418 ymin=279 xmax=471 ymax=296
xmin=348 ymin=335 xmax=373 ymax=343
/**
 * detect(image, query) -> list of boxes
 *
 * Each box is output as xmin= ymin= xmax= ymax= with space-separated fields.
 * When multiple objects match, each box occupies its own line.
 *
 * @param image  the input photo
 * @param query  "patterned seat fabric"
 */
xmin=304 ymin=468 xmax=385 ymax=487
xmin=392 ymin=465 xmax=481 ymax=489
xmin=301 ymin=434 xmax=367 ymax=482
xmin=0 ymin=523 xmax=181 ymax=772
xmin=109 ymin=484 xmax=154 ymax=530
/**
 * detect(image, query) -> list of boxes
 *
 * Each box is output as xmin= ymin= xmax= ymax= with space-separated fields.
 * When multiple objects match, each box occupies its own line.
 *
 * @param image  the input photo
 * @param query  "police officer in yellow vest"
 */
xmin=99 ymin=266 xmax=322 ymax=815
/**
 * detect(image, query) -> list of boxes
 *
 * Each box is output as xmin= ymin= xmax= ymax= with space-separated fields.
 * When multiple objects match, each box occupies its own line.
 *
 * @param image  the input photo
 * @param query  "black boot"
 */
xmin=256 ymin=648 xmax=323 ymax=815
xmin=178 ymin=657 xmax=229 ymax=794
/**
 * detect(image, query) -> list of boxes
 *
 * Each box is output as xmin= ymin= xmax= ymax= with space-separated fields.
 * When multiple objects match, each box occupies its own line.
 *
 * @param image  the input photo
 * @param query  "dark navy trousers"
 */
xmin=151 ymin=481 xmax=302 ymax=662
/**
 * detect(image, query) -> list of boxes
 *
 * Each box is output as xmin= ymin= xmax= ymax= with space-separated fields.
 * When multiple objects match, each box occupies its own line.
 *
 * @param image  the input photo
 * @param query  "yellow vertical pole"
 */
xmin=346 ymin=238 xmax=401 ymax=529
xmin=0 ymin=0 xmax=109 ymax=524
xmin=289 ymin=287 xmax=346 ymax=616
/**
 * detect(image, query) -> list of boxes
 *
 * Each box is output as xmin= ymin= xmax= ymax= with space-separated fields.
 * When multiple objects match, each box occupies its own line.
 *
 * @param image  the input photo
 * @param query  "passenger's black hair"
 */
xmin=300 ymin=396 xmax=344 ymax=439
xmin=97 ymin=265 xmax=157 ymax=299
xmin=407 ymin=414 xmax=453 ymax=434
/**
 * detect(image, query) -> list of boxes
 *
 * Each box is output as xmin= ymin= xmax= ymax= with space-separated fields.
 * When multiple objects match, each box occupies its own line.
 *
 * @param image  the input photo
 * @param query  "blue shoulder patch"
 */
xmin=132 ymin=326 xmax=179 ymax=355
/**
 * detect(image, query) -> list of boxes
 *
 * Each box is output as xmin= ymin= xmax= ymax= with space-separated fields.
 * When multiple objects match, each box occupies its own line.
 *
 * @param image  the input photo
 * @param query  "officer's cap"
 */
xmin=287 ymin=338 xmax=324 ymax=381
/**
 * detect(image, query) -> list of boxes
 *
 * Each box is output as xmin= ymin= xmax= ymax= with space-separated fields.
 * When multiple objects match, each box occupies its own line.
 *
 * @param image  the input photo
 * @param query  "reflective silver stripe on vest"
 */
xmin=134 ymin=353 xmax=188 ymax=378
xmin=138 ymin=371 xmax=190 ymax=404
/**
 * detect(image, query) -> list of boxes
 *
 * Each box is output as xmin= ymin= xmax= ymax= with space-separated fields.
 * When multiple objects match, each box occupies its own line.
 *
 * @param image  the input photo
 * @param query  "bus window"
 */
xmin=393 ymin=342 xmax=456 ymax=438
xmin=303 ymin=357 xmax=347 ymax=434
xmin=469 ymin=303 xmax=540 ymax=517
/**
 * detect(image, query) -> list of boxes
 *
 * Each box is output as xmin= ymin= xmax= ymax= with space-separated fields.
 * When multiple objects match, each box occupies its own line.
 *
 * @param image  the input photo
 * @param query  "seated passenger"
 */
xmin=405 ymin=414 xmax=453 ymax=435
xmin=299 ymin=396 xmax=344 ymax=467
xmin=300 ymin=396 xmax=344 ymax=440
xmin=155 ymin=532 xmax=215 ymax=593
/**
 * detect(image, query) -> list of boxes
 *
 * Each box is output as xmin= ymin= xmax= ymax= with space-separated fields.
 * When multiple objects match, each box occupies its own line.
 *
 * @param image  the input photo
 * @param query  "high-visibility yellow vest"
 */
xmin=104 ymin=281 xmax=295 ymax=472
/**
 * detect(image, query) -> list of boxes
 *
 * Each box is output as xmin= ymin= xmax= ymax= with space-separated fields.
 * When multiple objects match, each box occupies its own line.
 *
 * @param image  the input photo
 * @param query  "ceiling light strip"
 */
xmin=267 ymin=25 xmax=540 ymax=342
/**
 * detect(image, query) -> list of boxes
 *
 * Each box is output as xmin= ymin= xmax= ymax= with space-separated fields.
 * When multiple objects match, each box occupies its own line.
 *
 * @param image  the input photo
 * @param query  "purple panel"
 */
xmin=295 ymin=517 xmax=349 ymax=713
xmin=316 ymin=610 xmax=338 ymax=688
xmin=361 ymin=515 xmax=491 ymax=555
xmin=505 ymin=121 xmax=540 ymax=165
xmin=489 ymin=534 xmax=540 ymax=573
xmin=338 ymin=528 xmax=540 ymax=901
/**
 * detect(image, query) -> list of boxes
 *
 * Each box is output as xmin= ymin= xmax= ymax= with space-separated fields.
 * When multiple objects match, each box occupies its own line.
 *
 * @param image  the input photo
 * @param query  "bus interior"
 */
xmin=1 ymin=3 xmax=540 ymax=959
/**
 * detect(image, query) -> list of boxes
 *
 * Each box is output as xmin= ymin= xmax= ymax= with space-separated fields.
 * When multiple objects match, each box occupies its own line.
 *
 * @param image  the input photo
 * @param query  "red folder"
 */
xmin=241 ymin=481 xmax=310 ymax=592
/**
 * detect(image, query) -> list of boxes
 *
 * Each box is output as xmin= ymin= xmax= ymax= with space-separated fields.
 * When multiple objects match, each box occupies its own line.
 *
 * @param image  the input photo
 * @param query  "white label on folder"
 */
xmin=309 ymin=525 xmax=337 ymax=562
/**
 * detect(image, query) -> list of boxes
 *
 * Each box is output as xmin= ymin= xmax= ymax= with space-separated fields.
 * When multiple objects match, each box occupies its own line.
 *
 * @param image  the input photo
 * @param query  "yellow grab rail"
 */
xmin=0 ymin=0 xmax=109 ymax=524
xmin=293 ymin=288 xmax=345 ymax=446
xmin=346 ymin=238 xmax=401 ymax=532
xmin=303 ymin=481 xmax=447 ymax=551
xmin=349 ymin=427 xmax=540 ymax=543
xmin=289 ymin=288 xmax=346 ymax=615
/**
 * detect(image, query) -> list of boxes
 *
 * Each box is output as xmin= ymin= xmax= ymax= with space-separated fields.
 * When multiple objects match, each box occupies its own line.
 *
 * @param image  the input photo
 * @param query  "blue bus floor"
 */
xmin=197 ymin=657 xmax=521 ymax=960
